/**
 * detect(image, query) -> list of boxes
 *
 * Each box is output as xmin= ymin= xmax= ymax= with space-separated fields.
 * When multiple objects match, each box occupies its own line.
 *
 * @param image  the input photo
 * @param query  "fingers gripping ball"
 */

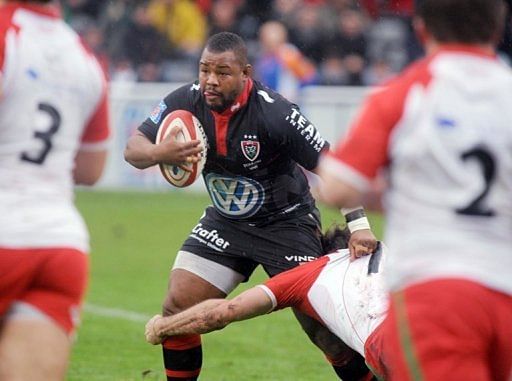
xmin=155 ymin=110 xmax=208 ymax=187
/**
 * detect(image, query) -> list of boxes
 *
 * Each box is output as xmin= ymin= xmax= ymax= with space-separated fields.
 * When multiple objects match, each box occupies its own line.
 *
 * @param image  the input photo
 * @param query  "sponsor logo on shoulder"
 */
xmin=149 ymin=100 xmax=167 ymax=124
xmin=285 ymin=108 xmax=325 ymax=152
xmin=190 ymin=83 xmax=201 ymax=91
xmin=190 ymin=223 xmax=230 ymax=252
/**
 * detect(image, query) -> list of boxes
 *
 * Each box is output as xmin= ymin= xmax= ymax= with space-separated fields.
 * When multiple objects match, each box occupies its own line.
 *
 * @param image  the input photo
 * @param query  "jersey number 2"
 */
xmin=20 ymin=103 xmax=61 ymax=165
xmin=456 ymin=147 xmax=496 ymax=217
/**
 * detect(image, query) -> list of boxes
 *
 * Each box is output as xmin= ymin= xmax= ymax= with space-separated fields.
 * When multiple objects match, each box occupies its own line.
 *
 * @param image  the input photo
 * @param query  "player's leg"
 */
xmin=0 ymin=305 xmax=71 ymax=380
xmin=380 ymin=279 xmax=510 ymax=381
xmin=161 ymin=251 xmax=252 ymax=381
xmin=0 ymin=248 xmax=88 ymax=381
xmin=160 ymin=266 xmax=227 ymax=381
xmin=161 ymin=207 xmax=256 ymax=381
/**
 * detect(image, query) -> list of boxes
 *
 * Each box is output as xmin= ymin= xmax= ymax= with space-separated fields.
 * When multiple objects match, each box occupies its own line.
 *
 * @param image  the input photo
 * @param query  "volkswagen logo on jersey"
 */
xmin=205 ymin=173 xmax=265 ymax=218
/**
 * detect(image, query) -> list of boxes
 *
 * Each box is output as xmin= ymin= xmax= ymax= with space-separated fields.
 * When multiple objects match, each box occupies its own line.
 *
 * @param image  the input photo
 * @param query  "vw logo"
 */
xmin=205 ymin=174 xmax=265 ymax=218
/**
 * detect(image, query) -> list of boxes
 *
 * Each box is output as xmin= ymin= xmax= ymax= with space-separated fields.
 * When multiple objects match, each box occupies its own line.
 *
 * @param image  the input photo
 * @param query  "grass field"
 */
xmin=69 ymin=190 xmax=384 ymax=381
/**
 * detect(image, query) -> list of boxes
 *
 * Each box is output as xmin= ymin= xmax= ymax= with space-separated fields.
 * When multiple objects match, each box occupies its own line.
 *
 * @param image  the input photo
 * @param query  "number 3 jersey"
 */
xmin=0 ymin=3 xmax=109 ymax=252
xmin=322 ymin=46 xmax=512 ymax=295
xmin=139 ymin=78 xmax=328 ymax=222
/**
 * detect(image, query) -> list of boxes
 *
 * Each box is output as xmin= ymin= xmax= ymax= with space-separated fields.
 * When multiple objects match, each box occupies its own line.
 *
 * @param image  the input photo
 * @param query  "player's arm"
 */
xmin=74 ymin=149 xmax=108 ymax=185
xmin=338 ymin=206 xmax=377 ymax=261
xmin=124 ymin=128 xmax=202 ymax=170
xmin=74 ymin=77 xmax=110 ymax=185
xmin=124 ymin=92 xmax=203 ymax=170
xmin=145 ymin=287 xmax=273 ymax=345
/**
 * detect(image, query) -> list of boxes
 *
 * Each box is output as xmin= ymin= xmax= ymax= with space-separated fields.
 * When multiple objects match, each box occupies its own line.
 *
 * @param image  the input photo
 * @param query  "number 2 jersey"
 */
xmin=322 ymin=46 xmax=512 ymax=295
xmin=0 ymin=3 xmax=109 ymax=252
xmin=139 ymin=78 xmax=328 ymax=223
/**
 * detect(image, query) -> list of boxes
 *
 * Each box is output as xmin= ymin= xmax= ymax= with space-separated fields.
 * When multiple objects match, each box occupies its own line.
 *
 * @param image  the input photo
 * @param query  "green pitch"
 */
xmin=69 ymin=190 xmax=384 ymax=381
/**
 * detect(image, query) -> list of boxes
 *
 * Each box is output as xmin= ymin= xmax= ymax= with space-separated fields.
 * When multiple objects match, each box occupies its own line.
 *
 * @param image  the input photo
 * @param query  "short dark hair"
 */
xmin=320 ymin=224 xmax=351 ymax=254
xmin=204 ymin=32 xmax=248 ymax=66
xmin=416 ymin=0 xmax=506 ymax=44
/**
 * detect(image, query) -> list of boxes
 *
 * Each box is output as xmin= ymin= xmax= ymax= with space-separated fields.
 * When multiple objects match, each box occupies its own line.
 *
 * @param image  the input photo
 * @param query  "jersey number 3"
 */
xmin=456 ymin=146 xmax=496 ymax=217
xmin=20 ymin=103 xmax=61 ymax=165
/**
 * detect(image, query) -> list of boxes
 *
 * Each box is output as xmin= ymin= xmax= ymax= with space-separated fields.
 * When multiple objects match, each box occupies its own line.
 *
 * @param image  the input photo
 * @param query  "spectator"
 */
xmin=318 ymin=55 xmax=348 ymax=86
xmin=269 ymin=0 xmax=302 ymax=29
xmin=147 ymin=0 xmax=207 ymax=59
xmin=116 ymin=3 xmax=170 ymax=75
xmin=207 ymin=0 xmax=241 ymax=36
xmin=362 ymin=58 xmax=395 ymax=86
xmin=255 ymin=20 xmax=317 ymax=102
xmin=287 ymin=3 xmax=327 ymax=63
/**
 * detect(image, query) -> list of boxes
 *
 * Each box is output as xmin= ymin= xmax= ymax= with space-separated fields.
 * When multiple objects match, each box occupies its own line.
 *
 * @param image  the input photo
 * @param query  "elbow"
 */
xmin=74 ymin=170 xmax=103 ymax=186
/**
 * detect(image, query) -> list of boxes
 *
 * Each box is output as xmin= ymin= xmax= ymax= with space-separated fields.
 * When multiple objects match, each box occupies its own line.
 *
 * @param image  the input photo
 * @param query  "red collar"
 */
xmin=212 ymin=78 xmax=253 ymax=118
xmin=1 ymin=2 xmax=61 ymax=19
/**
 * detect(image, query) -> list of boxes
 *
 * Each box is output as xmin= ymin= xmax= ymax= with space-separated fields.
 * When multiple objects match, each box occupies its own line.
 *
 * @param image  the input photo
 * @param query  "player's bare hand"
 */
xmin=145 ymin=314 xmax=164 ymax=345
xmin=154 ymin=126 xmax=203 ymax=166
xmin=348 ymin=229 xmax=378 ymax=261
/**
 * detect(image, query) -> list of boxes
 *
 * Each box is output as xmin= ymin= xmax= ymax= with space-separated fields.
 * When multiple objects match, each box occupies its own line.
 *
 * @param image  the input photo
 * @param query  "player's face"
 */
xmin=199 ymin=49 xmax=249 ymax=112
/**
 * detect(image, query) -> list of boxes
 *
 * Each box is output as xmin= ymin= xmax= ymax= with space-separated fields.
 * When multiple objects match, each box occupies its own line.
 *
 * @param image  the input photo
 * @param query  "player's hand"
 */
xmin=153 ymin=126 xmax=203 ymax=166
xmin=348 ymin=229 xmax=378 ymax=261
xmin=145 ymin=314 xmax=164 ymax=345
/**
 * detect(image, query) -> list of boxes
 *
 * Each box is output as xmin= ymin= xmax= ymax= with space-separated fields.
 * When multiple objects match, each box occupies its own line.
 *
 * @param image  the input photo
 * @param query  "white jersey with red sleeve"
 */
xmin=0 ymin=3 xmax=109 ymax=252
xmin=321 ymin=46 xmax=512 ymax=294
xmin=260 ymin=245 xmax=388 ymax=357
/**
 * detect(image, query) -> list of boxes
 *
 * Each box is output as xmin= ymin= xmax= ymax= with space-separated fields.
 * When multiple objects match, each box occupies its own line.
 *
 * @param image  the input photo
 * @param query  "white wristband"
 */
xmin=346 ymin=217 xmax=371 ymax=233
xmin=341 ymin=206 xmax=371 ymax=233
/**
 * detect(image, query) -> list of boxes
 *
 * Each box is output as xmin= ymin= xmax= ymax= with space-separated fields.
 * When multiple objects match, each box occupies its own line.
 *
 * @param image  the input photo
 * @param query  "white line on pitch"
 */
xmin=84 ymin=303 xmax=151 ymax=323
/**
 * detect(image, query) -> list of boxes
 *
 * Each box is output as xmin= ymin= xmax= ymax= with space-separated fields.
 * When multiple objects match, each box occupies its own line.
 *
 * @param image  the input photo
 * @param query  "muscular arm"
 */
xmin=145 ymin=287 xmax=274 ymax=345
xmin=124 ymin=129 xmax=202 ymax=170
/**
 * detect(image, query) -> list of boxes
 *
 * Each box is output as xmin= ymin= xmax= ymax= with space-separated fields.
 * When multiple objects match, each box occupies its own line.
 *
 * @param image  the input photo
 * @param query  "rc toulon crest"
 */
xmin=241 ymin=138 xmax=260 ymax=162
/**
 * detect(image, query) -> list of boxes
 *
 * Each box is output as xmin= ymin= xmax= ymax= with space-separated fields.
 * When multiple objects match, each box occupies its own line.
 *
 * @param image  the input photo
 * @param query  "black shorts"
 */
xmin=180 ymin=206 xmax=323 ymax=280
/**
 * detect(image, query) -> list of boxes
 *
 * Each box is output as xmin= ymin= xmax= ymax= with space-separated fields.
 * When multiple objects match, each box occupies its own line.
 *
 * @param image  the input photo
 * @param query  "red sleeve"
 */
xmin=264 ymin=256 xmax=329 ymax=323
xmin=81 ymin=80 xmax=110 ymax=144
xmin=330 ymin=59 xmax=433 ymax=181
xmin=0 ymin=5 xmax=19 ymax=74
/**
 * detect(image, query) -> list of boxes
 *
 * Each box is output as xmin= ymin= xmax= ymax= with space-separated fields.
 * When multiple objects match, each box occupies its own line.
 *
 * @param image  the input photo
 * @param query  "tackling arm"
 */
xmin=145 ymin=287 xmax=274 ymax=345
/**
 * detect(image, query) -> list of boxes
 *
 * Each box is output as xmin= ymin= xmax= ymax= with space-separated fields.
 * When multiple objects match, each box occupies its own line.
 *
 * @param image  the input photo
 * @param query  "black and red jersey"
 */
xmin=139 ymin=79 xmax=329 ymax=223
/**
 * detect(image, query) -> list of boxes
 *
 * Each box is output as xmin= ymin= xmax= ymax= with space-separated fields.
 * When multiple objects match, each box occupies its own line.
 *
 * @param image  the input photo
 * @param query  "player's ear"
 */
xmin=243 ymin=64 xmax=253 ymax=78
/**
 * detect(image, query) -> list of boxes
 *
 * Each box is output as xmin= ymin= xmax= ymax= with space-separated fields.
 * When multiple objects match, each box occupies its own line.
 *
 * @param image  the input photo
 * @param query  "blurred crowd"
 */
xmin=63 ymin=0 xmax=512 ymax=95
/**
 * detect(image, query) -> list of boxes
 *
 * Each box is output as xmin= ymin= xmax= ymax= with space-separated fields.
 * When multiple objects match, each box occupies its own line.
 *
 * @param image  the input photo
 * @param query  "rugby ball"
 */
xmin=155 ymin=110 xmax=207 ymax=188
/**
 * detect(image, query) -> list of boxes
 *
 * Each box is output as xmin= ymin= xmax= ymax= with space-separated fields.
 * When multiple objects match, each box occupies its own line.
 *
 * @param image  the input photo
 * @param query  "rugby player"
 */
xmin=0 ymin=0 xmax=110 ymax=379
xmin=319 ymin=0 xmax=512 ymax=379
xmin=125 ymin=31 xmax=377 ymax=380
xmin=145 ymin=225 xmax=385 ymax=381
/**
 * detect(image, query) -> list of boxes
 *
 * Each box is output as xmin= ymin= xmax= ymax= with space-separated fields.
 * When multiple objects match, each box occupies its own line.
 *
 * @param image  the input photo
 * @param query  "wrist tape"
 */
xmin=341 ymin=207 xmax=371 ymax=233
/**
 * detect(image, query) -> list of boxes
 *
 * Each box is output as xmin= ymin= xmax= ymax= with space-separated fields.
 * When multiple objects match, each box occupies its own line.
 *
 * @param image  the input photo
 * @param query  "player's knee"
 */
xmin=162 ymin=293 xmax=191 ymax=316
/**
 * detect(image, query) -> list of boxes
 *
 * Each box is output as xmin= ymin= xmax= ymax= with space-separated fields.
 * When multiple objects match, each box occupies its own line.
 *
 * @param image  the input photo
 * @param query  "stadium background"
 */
xmin=64 ymin=0 xmax=511 ymax=379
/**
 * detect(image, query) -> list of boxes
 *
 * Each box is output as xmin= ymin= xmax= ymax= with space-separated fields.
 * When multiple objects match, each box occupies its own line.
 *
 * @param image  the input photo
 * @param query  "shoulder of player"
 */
xmin=250 ymin=80 xmax=302 ymax=129
xmin=160 ymin=81 xmax=202 ymax=108
xmin=363 ymin=57 xmax=434 ymax=113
